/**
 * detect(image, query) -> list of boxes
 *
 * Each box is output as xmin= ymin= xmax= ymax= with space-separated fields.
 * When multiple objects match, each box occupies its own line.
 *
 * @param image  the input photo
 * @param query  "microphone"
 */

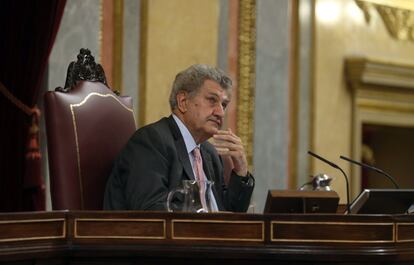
xmin=308 ymin=151 xmax=350 ymax=214
xmin=339 ymin=155 xmax=400 ymax=189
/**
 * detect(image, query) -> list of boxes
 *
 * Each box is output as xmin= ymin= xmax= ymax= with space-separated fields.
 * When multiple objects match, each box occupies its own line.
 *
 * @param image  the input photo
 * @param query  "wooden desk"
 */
xmin=1 ymin=211 xmax=414 ymax=264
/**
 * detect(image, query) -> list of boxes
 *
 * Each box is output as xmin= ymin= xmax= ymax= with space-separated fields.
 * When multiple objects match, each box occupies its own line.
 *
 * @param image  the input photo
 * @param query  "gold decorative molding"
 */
xmin=237 ymin=0 xmax=256 ymax=167
xmin=113 ymin=0 xmax=124 ymax=92
xmin=345 ymin=57 xmax=414 ymax=122
xmin=358 ymin=0 xmax=414 ymax=11
xmin=345 ymin=57 xmax=414 ymax=89
xmin=356 ymin=0 xmax=414 ymax=41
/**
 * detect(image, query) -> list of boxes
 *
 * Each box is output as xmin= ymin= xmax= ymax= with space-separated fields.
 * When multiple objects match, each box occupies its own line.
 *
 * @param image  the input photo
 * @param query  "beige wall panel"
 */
xmin=313 ymin=0 xmax=414 ymax=202
xmin=143 ymin=0 xmax=219 ymax=125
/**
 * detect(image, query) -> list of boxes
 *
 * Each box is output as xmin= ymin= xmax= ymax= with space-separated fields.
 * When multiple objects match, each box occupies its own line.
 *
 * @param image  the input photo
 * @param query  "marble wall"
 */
xmin=122 ymin=0 xmax=140 ymax=120
xmin=253 ymin=0 xmax=291 ymax=212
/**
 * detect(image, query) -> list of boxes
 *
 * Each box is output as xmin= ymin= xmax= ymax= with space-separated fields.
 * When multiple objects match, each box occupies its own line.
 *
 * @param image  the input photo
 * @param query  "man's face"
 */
xmin=178 ymin=80 xmax=230 ymax=143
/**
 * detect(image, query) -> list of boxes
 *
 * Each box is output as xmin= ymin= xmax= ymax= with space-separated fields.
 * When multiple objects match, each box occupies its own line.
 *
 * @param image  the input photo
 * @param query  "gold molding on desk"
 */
xmin=0 ymin=218 xmax=66 ymax=243
xmin=271 ymin=221 xmax=395 ymax=243
xmin=171 ymin=219 xmax=264 ymax=242
xmin=74 ymin=218 xmax=166 ymax=239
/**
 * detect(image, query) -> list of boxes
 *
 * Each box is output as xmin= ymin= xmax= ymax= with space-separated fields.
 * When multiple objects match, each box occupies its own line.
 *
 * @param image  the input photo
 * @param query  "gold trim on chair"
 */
xmin=70 ymin=92 xmax=135 ymax=209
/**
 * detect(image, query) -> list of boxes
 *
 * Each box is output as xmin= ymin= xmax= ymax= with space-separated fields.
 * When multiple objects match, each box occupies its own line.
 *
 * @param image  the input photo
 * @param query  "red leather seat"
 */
xmin=44 ymin=80 xmax=136 ymax=210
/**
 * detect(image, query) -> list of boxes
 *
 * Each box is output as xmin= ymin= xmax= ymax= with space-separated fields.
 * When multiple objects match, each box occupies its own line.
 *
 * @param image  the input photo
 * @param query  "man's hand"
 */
xmin=212 ymin=129 xmax=248 ymax=177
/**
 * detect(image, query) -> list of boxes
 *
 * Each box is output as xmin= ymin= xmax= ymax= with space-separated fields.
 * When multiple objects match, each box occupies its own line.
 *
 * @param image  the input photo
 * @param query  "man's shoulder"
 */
xmin=134 ymin=116 xmax=172 ymax=137
xmin=119 ymin=117 xmax=170 ymax=150
xmin=120 ymin=117 xmax=174 ymax=155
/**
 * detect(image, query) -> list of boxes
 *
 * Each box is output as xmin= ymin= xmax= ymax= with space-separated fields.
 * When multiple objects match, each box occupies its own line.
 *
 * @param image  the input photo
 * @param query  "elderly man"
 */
xmin=103 ymin=64 xmax=254 ymax=211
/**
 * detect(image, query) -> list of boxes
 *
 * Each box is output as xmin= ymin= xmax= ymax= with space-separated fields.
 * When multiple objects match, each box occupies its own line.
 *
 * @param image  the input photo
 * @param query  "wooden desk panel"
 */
xmin=0 ymin=212 xmax=66 ymax=243
xmin=74 ymin=218 xmax=166 ymax=239
xmin=271 ymin=221 xmax=394 ymax=243
xmin=171 ymin=219 xmax=264 ymax=242
xmin=1 ymin=211 xmax=414 ymax=264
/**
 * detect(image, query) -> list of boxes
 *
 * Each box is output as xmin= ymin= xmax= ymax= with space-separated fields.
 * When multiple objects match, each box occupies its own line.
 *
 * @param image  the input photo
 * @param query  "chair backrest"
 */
xmin=44 ymin=49 xmax=136 ymax=210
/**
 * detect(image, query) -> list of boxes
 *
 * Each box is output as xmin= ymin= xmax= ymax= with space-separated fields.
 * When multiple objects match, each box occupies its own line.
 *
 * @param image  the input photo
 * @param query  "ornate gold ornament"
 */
xmin=356 ymin=0 xmax=414 ymax=41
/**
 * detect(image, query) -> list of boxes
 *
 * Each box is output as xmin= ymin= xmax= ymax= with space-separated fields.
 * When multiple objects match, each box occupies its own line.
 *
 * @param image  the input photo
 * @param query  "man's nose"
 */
xmin=214 ymin=104 xmax=225 ymax=117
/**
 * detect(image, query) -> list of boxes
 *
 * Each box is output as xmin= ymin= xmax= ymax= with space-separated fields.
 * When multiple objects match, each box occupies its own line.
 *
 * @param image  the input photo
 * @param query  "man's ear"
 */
xmin=176 ymin=91 xmax=188 ymax=113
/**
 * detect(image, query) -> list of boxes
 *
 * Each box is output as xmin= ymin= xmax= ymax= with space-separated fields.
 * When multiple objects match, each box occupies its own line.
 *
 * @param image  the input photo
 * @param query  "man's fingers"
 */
xmin=216 ymin=149 xmax=243 ymax=158
xmin=213 ymin=142 xmax=243 ymax=152
xmin=213 ymin=134 xmax=241 ymax=144
xmin=215 ymin=147 xmax=230 ymax=155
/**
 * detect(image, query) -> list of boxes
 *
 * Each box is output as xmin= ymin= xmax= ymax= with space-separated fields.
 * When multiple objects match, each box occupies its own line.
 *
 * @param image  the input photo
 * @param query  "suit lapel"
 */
xmin=167 ymin=116 xmax=195 ymax=180
xmin=177 ymin=139 xmax=195 ymax=180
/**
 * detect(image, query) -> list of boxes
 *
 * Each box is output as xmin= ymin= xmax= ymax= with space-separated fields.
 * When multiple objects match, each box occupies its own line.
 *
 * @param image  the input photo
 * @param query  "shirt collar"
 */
xmin=172 ymin=114 xmax=198 ymax=154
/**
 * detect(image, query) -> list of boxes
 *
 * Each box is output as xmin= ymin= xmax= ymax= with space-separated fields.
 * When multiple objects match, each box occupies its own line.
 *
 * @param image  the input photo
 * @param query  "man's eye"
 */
xmin=207 ymin=97 xmax=217 ymax=103
xmin=222 ymin=103 xmax=228 ymax=110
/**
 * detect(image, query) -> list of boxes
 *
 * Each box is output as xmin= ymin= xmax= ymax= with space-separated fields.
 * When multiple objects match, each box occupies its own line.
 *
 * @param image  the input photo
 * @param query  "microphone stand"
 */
xmin=340 ymin=155 xmax=400 ymax=189
xmin=308 ymin=151 xmax=350 ymax=214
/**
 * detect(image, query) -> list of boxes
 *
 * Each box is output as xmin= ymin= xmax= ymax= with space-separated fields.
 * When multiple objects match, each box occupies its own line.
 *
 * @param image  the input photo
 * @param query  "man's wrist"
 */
xmin=234 ymin=168 xmax=248 ymax=177
xmin=240 ymin=174 xmax=254 ymax=186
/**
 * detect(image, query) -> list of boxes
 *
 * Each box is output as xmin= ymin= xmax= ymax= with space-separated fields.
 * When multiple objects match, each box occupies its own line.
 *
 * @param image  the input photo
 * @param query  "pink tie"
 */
xmin=192 ymin=147 xmax=208 ymax=211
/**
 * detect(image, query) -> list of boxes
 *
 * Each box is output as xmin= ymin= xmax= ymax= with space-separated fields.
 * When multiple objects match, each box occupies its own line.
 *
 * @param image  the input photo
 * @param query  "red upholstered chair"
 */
xmin=44 ymin=49 xmax=136 ymax=210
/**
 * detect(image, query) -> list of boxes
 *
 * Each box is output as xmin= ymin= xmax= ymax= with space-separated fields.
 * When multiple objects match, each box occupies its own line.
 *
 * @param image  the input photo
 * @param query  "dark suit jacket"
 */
xmin=103 ymin=115 xmax=254 ymax=212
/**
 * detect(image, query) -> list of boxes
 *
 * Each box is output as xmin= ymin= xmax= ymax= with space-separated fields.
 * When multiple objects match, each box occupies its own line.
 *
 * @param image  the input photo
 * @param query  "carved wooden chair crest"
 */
xmin=58 ymin=48 xmax=109 ymax=93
